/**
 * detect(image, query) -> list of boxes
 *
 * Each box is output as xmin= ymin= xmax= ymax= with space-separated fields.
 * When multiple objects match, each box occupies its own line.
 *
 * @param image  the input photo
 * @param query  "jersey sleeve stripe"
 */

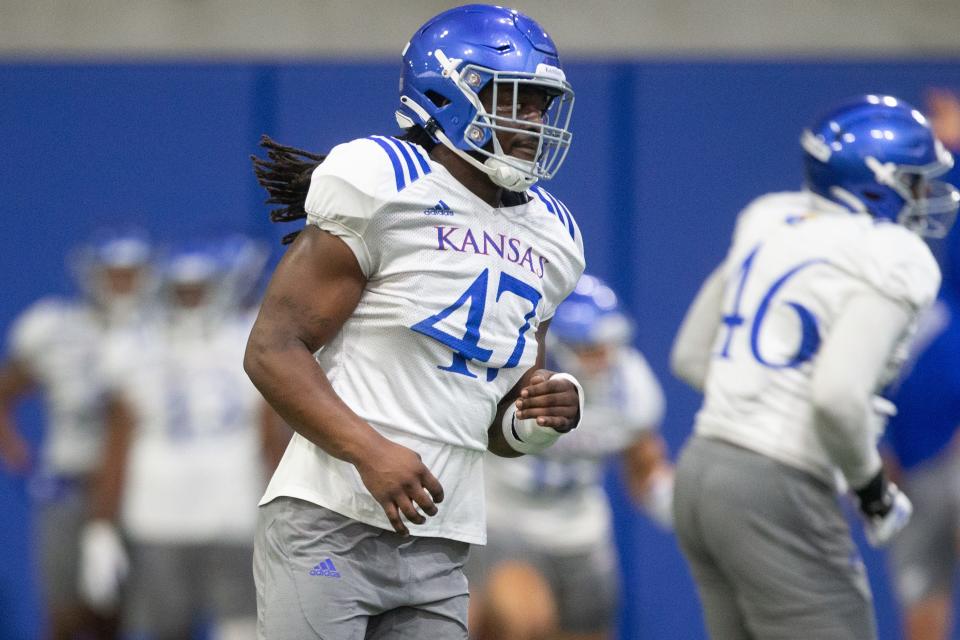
xmin=530 ymin=185 xmax=556 ymax=214
xmin=548 ymin=192 xmax=577 ymax=240
xmin=382 ymin=136 xmax=422 ymax=184
xmin=367 ymin=136 xmax=407 ymax=191
xmin=541 ymin=189 xmax=569 ymax=227
xmin=400 ymin=139 xmax=432 ymax=176
xmin=530 ymin=185 xmax=577 ymax=241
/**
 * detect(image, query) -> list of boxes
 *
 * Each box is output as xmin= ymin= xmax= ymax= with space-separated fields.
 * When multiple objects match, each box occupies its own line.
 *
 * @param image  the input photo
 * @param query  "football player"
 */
xmin=468 ymin=274 xmax=673 ymax=640
xmin=0 ymin=231 xmax=152 ymax=640
xmin=883 ymin=87 xmax=960 ymax=640
xmin=670 ymin=94 xmax=959 ymax=639
xmin=80 ymin=243 xmax=287 ymax=640
xmin=244 ymin=4 xmax=585 ymax=639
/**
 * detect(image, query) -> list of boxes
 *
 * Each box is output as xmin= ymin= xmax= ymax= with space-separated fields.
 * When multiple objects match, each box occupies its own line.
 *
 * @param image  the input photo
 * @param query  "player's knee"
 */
xmin=483 ymin=561 xmax=558 ymax=640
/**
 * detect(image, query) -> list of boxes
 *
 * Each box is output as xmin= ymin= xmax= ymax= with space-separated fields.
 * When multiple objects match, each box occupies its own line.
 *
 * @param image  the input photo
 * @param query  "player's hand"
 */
xmin=640 ymin=465 xmax=675 ymax=531
xmin=354 ymin=438 xmax=444 ymax=537
xmin=855 ymin=471 xmax=913 ymax=548
xmin=78 ymin=519 xmax=129 ymax=613
xmin=515 ymin=369 xmax=580 ymax=433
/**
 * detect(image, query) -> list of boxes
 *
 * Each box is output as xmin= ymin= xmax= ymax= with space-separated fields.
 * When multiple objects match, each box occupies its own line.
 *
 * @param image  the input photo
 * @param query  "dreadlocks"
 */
xmin=251 ymin=128 xmax=437 ymax=245
xmin=251 ymin=135 xmax=327 ymax=245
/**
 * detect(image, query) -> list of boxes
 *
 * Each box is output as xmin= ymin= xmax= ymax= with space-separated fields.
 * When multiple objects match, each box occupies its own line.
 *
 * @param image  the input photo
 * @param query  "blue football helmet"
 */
xmin=158 ymin=243 xmax=226 ymax=322
xmin=69 ymin=229 xmax=153 ymax=307
xmin=551 ymin=275 xmax=633 ymax=347
xmin=801 ymin=94 xmax=960 ymax=238
xmin=396 ymin=4 xmax=574 ymax=191
xmin=163 ymin=248 xmax=220 ymax=287
xmin=90 ymin=233 xmax=151 ymax=269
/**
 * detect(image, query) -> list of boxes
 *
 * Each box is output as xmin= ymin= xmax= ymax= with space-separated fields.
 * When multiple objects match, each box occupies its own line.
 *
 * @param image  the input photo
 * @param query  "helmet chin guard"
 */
xmin=484 ymin=156 xmax=537 ymax=191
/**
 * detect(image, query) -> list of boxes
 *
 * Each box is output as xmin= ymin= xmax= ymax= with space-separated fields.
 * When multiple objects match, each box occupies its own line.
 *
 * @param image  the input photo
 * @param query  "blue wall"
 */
xmin=3 ymin=58 xmax=960 ymax=639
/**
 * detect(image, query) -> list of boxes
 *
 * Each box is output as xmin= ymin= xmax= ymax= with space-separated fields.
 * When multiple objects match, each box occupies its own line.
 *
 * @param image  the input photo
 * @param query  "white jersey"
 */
xmin=485 ymin=346 xmax=664 ymax=552
xmin=8 ymin=298 xmax=116 ymax=476
xmin=695 ymin=192 xmax=941 ymax=485
xmin=260 ymin=136 xmax=585 ymax=544
xmin=101 ymin=313 xmax=265 ymax=544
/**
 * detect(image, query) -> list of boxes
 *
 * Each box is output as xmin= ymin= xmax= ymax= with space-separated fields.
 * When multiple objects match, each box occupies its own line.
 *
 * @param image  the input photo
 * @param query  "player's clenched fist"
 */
xmin=516 ymin=369 xmax=582 ymax=433
xmin=354 ymin=438 xmax=444 ymax=536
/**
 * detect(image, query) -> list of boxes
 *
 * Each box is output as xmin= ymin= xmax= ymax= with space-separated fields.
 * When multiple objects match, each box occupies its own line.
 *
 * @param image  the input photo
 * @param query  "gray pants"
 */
xmin=465 ymin=532 xmax=619 ymax=634
xmin=254 ymin=497 xmax=470 ymax=640
xmin=674 ymin=436 xmax=875 ymax=640
xmin=122 ymin=541 xmax=256 ymax=639
xmin=889 ymin=447 xmax=960 ymax=605
xmin=35 ymin=478 xmax=88 ymax=612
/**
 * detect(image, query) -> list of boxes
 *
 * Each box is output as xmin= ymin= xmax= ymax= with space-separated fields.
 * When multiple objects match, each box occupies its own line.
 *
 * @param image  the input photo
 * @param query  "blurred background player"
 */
xmin=80 ymin=241 xmax=288 ymax=640
xmin=670 ymin=94 xmax=958 ymax=639
xmin=244 ymin=4 xmax=585 ymax=639
xmin=0 ymin=231 xmax=152 ymax=640
xmin=882 ymin=86 xmax=960 ymax=640
xmin=468 ymin=274 xmax=673 ymax=640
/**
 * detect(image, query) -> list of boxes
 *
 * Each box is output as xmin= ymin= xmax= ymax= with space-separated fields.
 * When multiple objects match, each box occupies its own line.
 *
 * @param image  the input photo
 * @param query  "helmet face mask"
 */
xmin=876 ymin=156 xmax=959 ymax=238
xmin=397 ymin=4 xmax=574 ymax=191
xmin=467 ymin=66 xmax=574 ymax=181
xmin=154 ymin=245 xmax=225 ymax=330
xmin=801 ymin=94 xmax=960 ymax=238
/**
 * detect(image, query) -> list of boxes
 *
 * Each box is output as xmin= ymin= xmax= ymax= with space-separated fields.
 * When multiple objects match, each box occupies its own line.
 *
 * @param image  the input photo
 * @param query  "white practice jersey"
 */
xmin=260 ymin=136 xmax=585 ymax=544
xmin=485 ymin=346 xmax=664 ymax=552
xmin=8 ymin=298 xmax=118 ymax=476
xmin=695 ymin=192 xmax=941 ymax=485
xmin=101 ymin=313 xmax=266 ymax=544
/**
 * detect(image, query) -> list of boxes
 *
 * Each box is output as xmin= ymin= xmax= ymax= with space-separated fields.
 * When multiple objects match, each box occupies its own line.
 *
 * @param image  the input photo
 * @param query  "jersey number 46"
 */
xmin=718 ymin=244 xmax=828 ymax=369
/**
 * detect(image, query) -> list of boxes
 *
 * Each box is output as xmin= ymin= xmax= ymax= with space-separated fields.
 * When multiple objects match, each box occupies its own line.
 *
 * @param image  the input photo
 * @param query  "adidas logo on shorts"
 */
xmin=310 ymin=558 xmax=341 ymax=578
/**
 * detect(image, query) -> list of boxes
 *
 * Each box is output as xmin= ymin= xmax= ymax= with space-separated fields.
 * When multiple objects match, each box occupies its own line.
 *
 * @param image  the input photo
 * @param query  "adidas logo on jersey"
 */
xmin=423 ymin=200 xmax=455 ymax=216
xmin=309 ymin=558 xmax=341 ymax=578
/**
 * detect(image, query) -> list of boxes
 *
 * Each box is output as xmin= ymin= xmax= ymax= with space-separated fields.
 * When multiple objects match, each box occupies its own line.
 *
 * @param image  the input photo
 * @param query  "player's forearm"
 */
xmin=811 ymin=293 xmax=914 ymax=488
xmin=0 ymin=361 xmax=34 ymax=431
xmin=259 ymin=403 xmax=292 ymax=473
xmin=90 ymin=399 xmax=133 ymax=522
xmin=244 ymin=338 xmax=386 ymax=466
xmin=671 ymin=266 xmax=725 ymax=391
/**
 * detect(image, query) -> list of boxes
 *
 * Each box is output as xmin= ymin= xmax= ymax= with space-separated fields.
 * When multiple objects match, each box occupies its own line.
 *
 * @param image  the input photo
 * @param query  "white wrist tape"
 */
xmin=501 ymin=373 xmax=584 ymax=455
xmin=79 ymin=519 xmax=129 ymax=613
xmin=502 ymin=405 xmax=561 ymax=454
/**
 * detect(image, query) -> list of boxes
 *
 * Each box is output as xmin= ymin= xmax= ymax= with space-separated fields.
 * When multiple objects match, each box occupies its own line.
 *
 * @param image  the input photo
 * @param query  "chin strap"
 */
xmin=398 ymin=77 xmax=536 ymax=192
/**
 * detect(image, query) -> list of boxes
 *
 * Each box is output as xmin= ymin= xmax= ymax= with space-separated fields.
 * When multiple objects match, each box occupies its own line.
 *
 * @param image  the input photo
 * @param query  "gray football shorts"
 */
xmin=888 ymin=447 xmax=960 ymax=605
xmin=31 ymin=474 xmax=91 ymax=611
xmin=122 ymin=541 xmax=256 ymax=638
xmin=674 ymin=436 xmax=876 ymax=640
xmin=254 ymin=496 xmax=470 ymax=640
xmin=465 ymin=531 xmax=618 ymax=634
